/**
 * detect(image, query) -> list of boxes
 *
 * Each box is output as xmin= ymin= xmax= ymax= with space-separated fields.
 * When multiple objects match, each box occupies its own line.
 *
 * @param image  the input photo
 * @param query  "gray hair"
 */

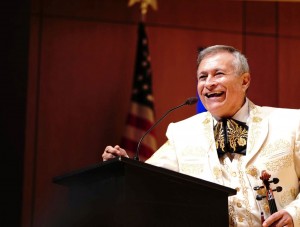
xmin=197 ymin=45 xmax=250 ymax=75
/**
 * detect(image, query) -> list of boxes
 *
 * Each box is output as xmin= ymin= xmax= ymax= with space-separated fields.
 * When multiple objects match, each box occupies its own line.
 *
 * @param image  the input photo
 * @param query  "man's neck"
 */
xmin=213 ymin=98 xmax=249 ymax=124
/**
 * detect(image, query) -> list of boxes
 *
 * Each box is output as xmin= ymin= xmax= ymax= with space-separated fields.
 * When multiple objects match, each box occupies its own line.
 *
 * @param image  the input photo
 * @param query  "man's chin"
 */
xmin=205 ymin=105 xmax=227 ymax=118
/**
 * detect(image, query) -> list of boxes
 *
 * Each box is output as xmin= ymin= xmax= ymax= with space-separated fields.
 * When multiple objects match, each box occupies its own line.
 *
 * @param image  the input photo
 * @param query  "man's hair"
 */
xmin=197 ymin=45 xmax=250 ymax=75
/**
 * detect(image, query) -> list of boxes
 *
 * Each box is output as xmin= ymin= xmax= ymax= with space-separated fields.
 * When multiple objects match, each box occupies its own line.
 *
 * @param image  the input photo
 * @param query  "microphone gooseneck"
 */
xmin=134 ymin=97 xmax=198 ymax=161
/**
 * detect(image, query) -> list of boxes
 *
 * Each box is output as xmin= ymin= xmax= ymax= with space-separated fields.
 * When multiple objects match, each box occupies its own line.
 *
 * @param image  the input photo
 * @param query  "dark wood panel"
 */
xmin=245 ymin=36 xmax=278 ymax=107
xmin=245 ymin=1 xmax=277 ymax=35
xmin=147 ymin=0 xmax=243 ymax=32
xmin=41 ymin=0 xmax=243 ymax=33
xmin=278 ymin=39 xmax=300 ymax=108
xmin=279 ymin=3 xmax=300 ymax=38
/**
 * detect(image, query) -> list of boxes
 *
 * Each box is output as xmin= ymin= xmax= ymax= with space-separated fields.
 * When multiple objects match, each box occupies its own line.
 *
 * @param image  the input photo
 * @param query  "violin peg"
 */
xmin=253 ymin=186 xmax=263 ymax=190
xmin=275 ymin=186 xmax=282 ymax=192
xmin=272 ymin=178 xmax=279 ymax=184
xmin=256 ymin=194 xmax=266 ymax=201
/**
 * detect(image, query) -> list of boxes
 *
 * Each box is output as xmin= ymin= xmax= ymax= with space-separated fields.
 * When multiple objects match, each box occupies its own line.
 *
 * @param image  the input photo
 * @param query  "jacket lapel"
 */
xmin=244 ymin=101 xmax=269 ymax=165
xmin=202 ymin=112 xmax=224 ymax=184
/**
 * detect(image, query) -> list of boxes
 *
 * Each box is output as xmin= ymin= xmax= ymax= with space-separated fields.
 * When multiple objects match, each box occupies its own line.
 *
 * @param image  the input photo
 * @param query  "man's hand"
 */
xmin=262 ymin=210 xmax=293 ymax=227
xmin=102 ymin=145 xmax=129 ymax=161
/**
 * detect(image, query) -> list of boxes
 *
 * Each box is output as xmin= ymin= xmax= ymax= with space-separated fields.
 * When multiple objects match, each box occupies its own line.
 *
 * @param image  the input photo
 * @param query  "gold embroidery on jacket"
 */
xmin=266 ymin=154 xmax=293 ymax=172
xmin=246 ymin=165 xmax=259 ymax=178
xmin=237 ymin=155 xmax=254 ymax=226
xmin=228 ymin=203 xmax=237 ymax=226
xmin=296 ymin=207 xmax=300 ymax=225
xmin=247 ymin=103 xmax=262 ymax=155
xmin=202 ymin=114 xmax=214 ymax=153
xmin=280 ymin=188 xmax=297 ymax=207
xmin=259 ymin=139 xmax=291 ymax=157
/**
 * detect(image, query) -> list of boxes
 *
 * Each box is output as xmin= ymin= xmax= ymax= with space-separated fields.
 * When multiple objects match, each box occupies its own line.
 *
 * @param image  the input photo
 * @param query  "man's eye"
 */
xmin=198 ymin=75 xmax=207 ymax=80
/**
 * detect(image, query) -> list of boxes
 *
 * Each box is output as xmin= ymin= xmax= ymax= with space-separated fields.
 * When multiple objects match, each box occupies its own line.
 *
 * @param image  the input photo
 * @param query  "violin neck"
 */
xmin=267 ymin=191 xmax=278 ymax=214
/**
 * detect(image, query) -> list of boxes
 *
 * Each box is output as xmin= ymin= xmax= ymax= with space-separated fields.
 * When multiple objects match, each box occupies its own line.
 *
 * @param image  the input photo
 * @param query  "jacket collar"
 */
xmin=201 ymin=100 xmax=268 ymax=166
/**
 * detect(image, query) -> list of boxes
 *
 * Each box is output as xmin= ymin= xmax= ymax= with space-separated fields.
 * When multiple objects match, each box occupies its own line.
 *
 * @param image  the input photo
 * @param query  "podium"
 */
xmin=53 ymin=157 xmax=236 ymax=227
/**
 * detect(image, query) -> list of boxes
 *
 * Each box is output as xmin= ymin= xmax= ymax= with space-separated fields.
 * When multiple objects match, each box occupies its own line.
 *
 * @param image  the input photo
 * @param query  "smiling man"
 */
xmin=197 ymin=47 xmax=250 ymax=120
xmin=102 ymin=45 xmax=300 ymax=227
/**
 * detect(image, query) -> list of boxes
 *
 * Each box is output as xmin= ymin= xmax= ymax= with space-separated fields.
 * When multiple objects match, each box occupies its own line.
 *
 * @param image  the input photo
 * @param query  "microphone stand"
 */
xmin=134 ymin=97 xmax=198 ymax=161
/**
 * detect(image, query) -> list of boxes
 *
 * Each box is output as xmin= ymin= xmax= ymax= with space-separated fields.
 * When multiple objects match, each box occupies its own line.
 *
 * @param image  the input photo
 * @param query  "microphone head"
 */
xmin=184 ymin=97 xmax=198 ymax=105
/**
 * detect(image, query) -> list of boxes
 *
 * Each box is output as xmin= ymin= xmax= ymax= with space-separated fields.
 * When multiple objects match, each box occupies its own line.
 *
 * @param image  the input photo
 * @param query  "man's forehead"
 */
xmin=198 ymin=52 xmax=235 ymax=71
xmin=201 ymin=51 xmax=234 ymax=62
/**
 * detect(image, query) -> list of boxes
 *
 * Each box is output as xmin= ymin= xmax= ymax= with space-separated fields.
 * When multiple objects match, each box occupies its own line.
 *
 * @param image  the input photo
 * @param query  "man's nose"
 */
xmin=205 ymin=75 xmax=217 ymax=88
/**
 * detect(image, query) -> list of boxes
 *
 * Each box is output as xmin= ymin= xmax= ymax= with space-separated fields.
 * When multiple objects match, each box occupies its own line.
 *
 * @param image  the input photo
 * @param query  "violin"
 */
xmin=253 ymin=170 xmax=282 ymax=223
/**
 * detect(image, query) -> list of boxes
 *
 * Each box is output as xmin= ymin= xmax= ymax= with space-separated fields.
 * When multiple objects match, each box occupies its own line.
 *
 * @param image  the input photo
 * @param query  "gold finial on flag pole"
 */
xmin=128 ymin=0 xmax=158 ymax=21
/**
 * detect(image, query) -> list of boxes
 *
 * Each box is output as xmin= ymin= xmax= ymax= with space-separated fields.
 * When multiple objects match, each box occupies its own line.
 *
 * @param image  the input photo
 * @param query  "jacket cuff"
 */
xmin=284 ymin=206 xmax=300 ymax=227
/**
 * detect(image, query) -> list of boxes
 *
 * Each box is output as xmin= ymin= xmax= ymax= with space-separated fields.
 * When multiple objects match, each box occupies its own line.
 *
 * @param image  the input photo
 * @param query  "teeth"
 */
xmin=207 ymin=92 xmax=222 ymax=96
xmin=205 ymin=91 xmax=223 ymax=98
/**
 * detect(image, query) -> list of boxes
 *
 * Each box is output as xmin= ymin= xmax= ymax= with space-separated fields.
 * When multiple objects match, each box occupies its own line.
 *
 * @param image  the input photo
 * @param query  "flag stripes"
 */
xmin=121 ymin=22 xmax=157 ymax=161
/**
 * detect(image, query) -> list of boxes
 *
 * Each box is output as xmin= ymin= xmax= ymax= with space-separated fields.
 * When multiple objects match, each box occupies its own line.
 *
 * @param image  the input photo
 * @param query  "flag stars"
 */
xmin=129 ymin=23 xmax=154 ymax=109
xmin=142 ymin=61 xmax=148 ymax=67
xmin=132 ymin=89 xmax=138 ymax=94
xmin=142 ymin=38 xmax=148 ymax=45
xmin=143 ymin=51 xmax=148 ymax=57
xmin=147 ymin=94 xmax=154 ymax=102
xmin=143 ymin=84 xmax=149 ymax=90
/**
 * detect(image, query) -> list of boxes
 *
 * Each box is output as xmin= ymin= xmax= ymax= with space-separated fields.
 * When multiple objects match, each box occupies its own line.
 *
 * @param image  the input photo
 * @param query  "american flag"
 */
xmin=120 ymin=22 xmax=157 ymax=161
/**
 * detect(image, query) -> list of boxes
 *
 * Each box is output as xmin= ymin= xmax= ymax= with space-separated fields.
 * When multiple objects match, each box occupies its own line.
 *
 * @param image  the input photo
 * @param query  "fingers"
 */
xmin=102 ymin=146 xmax=116 ymax=161
xmin=102 ymin=145 xmax=129 ymax=161
xmin=114 ymin=145 xmax=129 ymax=158
xmin=263 ymin=210 xmax=293 ymax=227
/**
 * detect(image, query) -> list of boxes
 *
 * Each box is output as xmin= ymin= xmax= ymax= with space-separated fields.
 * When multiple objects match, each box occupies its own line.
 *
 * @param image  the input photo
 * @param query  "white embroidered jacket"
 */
xmin=146 ymin=101 xmax=300 ymax=227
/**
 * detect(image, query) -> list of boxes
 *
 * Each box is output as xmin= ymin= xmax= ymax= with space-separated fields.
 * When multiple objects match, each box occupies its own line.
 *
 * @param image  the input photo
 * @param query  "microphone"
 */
xmin=134 ymin=97 xmax=198 ymax=161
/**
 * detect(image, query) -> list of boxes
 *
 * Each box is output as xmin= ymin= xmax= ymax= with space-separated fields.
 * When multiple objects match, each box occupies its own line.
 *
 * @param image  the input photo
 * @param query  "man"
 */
xmin=102 ymin=45 xmax=300 ymax=227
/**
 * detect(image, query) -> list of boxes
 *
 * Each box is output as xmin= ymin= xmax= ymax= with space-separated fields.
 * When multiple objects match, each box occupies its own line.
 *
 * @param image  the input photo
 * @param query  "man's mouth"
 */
xmin=204 ymin=91 xmax=224 ymax=98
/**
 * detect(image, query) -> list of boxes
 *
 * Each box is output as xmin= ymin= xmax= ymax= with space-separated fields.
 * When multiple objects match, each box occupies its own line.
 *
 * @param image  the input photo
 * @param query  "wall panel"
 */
xmin=245 ymin=1 xmax=277 ymax=35
xmin=245 ymin=35 xmax=278 ymax=106
xmin=279 ymin=3 xmax=300 ymax=38
xmin=42 ymin=0 xmax=139 ymax=22
xmin=278 ymin=39 xmax=300 ymax=108
xmin=25 ymin=18 xmax=139 ymax=226
xmin=148 ymin=0 xmax=243 ymax=32
xmin=22 ymin=14 xmax=41 ymax=227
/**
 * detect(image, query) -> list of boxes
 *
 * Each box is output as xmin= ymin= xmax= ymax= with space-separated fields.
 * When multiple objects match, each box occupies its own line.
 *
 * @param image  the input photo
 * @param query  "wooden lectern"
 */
xmin=53 ymin=157 xmax=236 ymax=227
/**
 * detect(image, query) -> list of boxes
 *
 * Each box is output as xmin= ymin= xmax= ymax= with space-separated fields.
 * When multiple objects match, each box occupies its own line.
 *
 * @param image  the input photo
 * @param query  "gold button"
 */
xmin=232 ymin=171 xmax=237 ymax=177
xmin=213 ymin=166 xmax=222 ymax=178
xmin=238 ymin=216 xmax=244 ymax=222
xmin=237 ymin=202 xmax=242 ymax=208
xmin=253 ymin=117 xmax=262 ymax=123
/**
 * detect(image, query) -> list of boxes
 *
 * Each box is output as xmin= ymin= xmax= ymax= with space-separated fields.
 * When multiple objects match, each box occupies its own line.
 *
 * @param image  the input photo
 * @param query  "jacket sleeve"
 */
xmin=145 ymin=123 xmax=179 ymax=172
xmin=283 ymin=110 xmax=300 ymax=227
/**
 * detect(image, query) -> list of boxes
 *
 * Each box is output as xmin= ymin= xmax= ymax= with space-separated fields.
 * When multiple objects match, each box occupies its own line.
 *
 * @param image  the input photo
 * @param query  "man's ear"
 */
xmin=242 ymin=73 xmax=251 ymax=92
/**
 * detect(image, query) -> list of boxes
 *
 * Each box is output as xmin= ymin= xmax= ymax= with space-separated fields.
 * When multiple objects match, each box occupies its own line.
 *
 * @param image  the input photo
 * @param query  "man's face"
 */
xmin=197 ymin=52 xmax=250 ymax=119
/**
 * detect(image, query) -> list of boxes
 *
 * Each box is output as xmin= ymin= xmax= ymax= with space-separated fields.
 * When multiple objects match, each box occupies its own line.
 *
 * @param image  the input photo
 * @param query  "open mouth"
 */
xmin=204 ymin=91 xmax=224 ymax=98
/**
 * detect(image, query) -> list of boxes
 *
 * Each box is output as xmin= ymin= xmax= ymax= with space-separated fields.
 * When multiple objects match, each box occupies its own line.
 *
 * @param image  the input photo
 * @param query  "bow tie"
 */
xmin=214 ymin=118 xmax=248 ymax=157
